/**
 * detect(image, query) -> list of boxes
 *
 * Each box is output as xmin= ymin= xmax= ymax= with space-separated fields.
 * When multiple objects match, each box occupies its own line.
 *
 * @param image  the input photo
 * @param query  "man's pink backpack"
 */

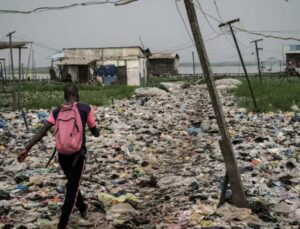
xmin=54 ymin=103 xmax=83 ymax=154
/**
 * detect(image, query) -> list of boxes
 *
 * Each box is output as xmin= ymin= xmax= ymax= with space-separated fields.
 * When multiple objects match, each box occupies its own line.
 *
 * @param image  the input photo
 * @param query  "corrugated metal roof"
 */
xmin=0 ymin=41 xmax=31 ymax=50
xmin=50 ymin=52 xmax=64 ymax=60
xmin=57 ymin=59 xmax=95 ymax=65
xmin=62 ymin=46 xmax=148 ymax=60
xmin=63 ymin=46 xmax=144 ymax=52
xmin=149 ymin=53 xmax=179 ymax=59
xmin=286 ymin=51 xmax=300 ymax=54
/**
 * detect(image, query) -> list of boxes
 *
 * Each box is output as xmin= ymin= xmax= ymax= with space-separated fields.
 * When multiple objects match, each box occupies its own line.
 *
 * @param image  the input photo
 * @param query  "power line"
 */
xmin=160 ymin=33 xmax=224 ymax=53
xmin=247 ymin=30 xmax=300 ymax=34
xmin=233 ymin=23 xmax=252 ymax=49
xmin=195 ymin=0 xmax=220 ymax=35
xmin=206 ymin=33 xmax=224 ymax=42
xmin=161 ymin=44 xmax=194 ymax=53
xmin=0 ymin=0 xmax=117 ymax=14
xmin=239 ymin=21 xmax=255 ymax=41
xmin=192 ymin=0 xmax=222 ymax=23
xmin=233 ymin=26 xmax=300 ymax=42
xmin=219 ymin=27 xmax=240 ymax=48
xmin=193 ymin=0 xmax=243 ymax=51
xmin=204 ymin=0 xmax=250 ymax=49
xmin=15 ymin=33 xmax=61 ymax=52
xmin=213 ymin=0 xmax=223 ymax=22
xmin=158 ymin=31 xmax=223 ymax=53
xmin=193 ymin=0 xmax=300 ymax=42
xmin=175 ymin=0 xmax=195 ymax=44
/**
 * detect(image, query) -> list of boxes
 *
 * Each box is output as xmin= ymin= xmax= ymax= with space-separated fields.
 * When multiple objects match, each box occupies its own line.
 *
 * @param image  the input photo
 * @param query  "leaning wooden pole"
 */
xmin=0 ymin=62 xmax=3 ymax=92
xmin=251 ymin=39 xmax=263 ymax=84
xmin=7 ymin=31 xmax=17 ymax=110
xmin=184 ymin=0 xmax=248 ymax=207
xmin=219 ymin=19 xmax=258 ymax=111
xmin=18 ymin=47 xmax=21 ymax=110
xmin=3 ymin=60 xmax=7 ymax=80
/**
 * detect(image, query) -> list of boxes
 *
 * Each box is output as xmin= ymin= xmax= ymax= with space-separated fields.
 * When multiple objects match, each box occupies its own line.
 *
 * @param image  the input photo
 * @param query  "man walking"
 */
xmin=18 ymin=83 xmax=100 ymax=229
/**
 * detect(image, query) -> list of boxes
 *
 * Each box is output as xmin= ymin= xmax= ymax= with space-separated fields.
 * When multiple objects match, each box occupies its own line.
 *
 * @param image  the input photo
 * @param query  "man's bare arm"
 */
xmin=25 ymin=121 xmax=53 ymax=151
xmin=18 ymin=121 xmax=53 ymax=162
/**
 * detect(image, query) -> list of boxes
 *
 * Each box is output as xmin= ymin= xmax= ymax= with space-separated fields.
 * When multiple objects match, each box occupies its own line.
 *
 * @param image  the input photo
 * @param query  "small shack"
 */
xmin=284 ymin=44 xmax=300 ymax=75
xmin=148 ymin=53 xmax=179 ymax=76
xmin=54 ymin=46 xmax=148 ymax=86
xmin=0 ymin=41 xmax=31 ymax=80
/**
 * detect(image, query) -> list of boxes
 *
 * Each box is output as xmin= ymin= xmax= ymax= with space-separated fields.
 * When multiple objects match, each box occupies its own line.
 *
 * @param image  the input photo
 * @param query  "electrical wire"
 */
xmin=158 ymin=31 xmax=223 ymax=53
xmin=14 ymin=33 xmax=61 ymax=52
xmin=211 ymin=0 xmax=251 ymax=49
xmin=233 ymin=26 xmax=300 ymax=42
xmin=0 ymin=0 xmax=117 ymax=14
xmin=193 ymin=0 xmax=243 ymax=51
xmin=159 ymin=33 xmax=224 ymax=53
xmin=192 ymin=0 xmax=300 ymax=42
xmin=195 ymin=0 xmax=220 ymax=35
xmin=213 ymin=0 xmax=223 ymax=22
xmin=191 ymin=0 xmax=221 ymax=23
xmin=238 ymin=20 xmax=256 ymax=42
xmin=175 ymin=0 xmax=195 ymax=44
xmin=246 ymin=30 xmax=300 ymax=34
xmin=162 ymin=44 xmax=194 ymax=53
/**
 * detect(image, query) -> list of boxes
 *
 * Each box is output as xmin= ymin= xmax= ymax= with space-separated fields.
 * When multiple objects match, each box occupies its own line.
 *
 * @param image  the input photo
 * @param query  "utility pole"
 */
xmin=34 ymin=60 xmax=37 ymax=81
xmin=184 ymin=0 xmax=248 ymax=208
xmin=0 ymin=62 xmax=3 ymax=92
xmin=192 ymin=51 xmax=196 ymax=81
xmin=18 ymin=47 xmax=22 ymax=110
xmin=7 ymin=31 xmax=17 ymax=110
xmin=251 ymin=39 xmax=263 ymax=83
xmin=282 ymin=45 xmax=285 ymax=71
xmin=22 ymin=63 xmax=24 ymax=80
xmin=3 ymin=59 xmax=7 ymax=81
xmin=219 ymin=19 xmax=258 ymax=112
xmin=32 ymin=49 xmax=34 ymax=81
xmin=26 ymin=43 xmax=32 ymax=80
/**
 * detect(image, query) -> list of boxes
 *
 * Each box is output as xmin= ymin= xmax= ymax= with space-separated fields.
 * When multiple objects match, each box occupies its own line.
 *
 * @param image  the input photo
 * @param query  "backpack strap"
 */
xmin=53 ymin=107 xmax=62 ymax=122
xmin=52 ymin=103 xmax=77 ymax=122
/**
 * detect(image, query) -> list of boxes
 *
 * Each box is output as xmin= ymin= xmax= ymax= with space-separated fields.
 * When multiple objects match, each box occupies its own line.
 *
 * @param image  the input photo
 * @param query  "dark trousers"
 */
xmin=57 ymin=152 xmax=86 ymax=229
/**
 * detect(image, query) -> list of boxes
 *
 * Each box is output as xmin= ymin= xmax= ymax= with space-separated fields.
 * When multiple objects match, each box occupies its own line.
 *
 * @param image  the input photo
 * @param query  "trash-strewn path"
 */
xmin=1 ymin=80 xmax=300 ymax=229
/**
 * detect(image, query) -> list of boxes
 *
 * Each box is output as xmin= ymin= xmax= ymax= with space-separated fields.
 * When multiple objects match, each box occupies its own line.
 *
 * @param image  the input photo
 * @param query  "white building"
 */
xmin=55 ymin=46 xmax=149 ymax=86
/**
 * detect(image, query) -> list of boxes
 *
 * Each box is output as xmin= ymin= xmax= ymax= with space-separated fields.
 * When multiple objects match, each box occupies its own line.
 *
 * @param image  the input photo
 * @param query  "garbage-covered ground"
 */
xmin=0 ymin=79 xmax=300 ymax=229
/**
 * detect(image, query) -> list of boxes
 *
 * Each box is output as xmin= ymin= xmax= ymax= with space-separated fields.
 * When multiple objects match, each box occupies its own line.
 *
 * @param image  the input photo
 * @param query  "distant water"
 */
xmin=179 ymin=64 xmax=282 ymax=74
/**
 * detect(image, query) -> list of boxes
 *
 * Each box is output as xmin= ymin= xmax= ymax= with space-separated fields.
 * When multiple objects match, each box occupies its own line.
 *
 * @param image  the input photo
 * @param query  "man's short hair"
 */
xmin=64 ymin=83 xmax=79 ymax=101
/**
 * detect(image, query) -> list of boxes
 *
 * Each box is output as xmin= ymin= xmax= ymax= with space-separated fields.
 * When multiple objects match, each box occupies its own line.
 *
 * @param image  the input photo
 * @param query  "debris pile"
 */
xmin=0 ymin=79 xmax=300 ymax=228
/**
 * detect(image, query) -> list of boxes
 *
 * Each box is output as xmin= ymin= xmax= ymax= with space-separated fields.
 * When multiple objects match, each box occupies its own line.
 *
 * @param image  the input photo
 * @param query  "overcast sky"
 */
xmin=0 ymin=0 xmax=299 ymax=67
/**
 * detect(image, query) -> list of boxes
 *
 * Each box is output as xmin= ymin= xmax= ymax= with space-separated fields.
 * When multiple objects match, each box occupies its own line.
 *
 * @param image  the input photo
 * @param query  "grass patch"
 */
xmin=1 ymin=83 xmax=136 ymax=109
xmin=233 ymin=77 xmax=300 ymax=112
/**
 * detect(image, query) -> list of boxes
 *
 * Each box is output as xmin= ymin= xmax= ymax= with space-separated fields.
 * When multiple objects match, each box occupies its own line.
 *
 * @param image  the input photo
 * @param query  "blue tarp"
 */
xmin=97 ymin=65 xmax=117 ymax=77
xmin=97 ymin=65 xmax=118 ymax=85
